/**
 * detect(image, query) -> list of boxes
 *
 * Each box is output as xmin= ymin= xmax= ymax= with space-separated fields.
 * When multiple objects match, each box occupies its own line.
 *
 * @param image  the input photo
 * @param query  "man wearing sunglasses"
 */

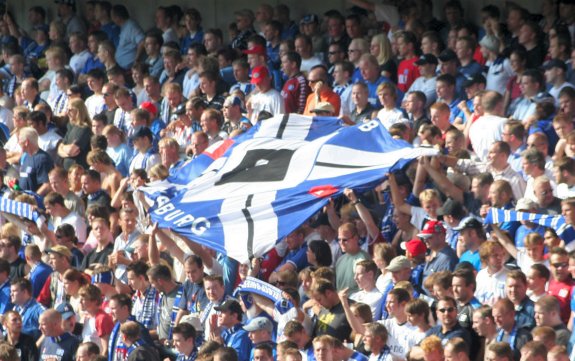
xmin=425 ymin=296 xmax=471 ymax=346
xmin=547 ymin=247 xmax=573 ymax=325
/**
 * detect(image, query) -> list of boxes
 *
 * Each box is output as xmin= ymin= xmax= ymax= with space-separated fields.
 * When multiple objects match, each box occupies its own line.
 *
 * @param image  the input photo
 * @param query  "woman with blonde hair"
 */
xmin=57 ymin=98 xmax=93 ymax=169
xmin=370 ymin=33 xmax=397 ymax=81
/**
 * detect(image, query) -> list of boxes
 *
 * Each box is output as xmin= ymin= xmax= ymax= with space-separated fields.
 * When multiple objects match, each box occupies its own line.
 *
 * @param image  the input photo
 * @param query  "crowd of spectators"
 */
xmin=0 ymin=1 xmax=575 ymax=361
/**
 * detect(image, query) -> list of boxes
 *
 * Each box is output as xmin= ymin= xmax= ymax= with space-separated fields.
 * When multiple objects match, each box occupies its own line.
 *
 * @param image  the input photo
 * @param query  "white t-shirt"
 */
xmin=475 ymin=267 xmax=509 ymax=306
xmin=85 ymin=94 xmax=106 ymax=119
xmin=54 ymin=211 xmax=87 ymax=244
xmin=376 ymin=108 xmax=407 ymax=130
xmin=350 ymin=288 xmax=384 ymax=319
xmin=408 ymin=76 xmax=437 ymax=107
xmin=469 ymin=114 xmax=506 ymax=162
xmin=378 ymin=318 xmax=418 ymax=359
xmin=300 ymin=56 xmax=324 ymax=75
xmin=249 ymin=89 xmax=285 ymax=124
xmin=39 ymin=129 xmax=62 ymax=161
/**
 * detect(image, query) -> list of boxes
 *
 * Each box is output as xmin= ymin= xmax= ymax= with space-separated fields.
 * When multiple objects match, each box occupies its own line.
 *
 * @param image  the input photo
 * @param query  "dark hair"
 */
xmin=27 ymin=110 xmax=47 ymax=125
xmin=127 ymin=261 xmax=150 ymax=277
xmin=110 ymin=293 xmax=132 ymax=312
xmin=307 ymin=240 xmax=332 ymax=267
xmin=173 ymin=322 xmax=197 ymax=339
xmin=11 ymin=278 xmax=32 ymax=294
xmin=282 ymin=51 xmax=302 ymax=68
xmin=111 ymin=5 xmax=129 ymax=20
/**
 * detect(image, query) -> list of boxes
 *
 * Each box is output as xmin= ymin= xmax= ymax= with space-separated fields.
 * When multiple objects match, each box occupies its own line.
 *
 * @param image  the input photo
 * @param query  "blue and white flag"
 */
xmin=485 ymin=207 xmax=575 ymax=250
xmin=151 ymin=118 xmax=437 ymax=263
xmin=0 ymin=197 xmax=40 ymax=223
xmin=141 ymin=113 xmax=344 ymax=202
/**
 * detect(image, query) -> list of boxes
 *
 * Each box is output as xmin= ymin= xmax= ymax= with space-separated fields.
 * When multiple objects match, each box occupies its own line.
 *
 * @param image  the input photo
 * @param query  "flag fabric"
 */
xmin=485 ymin=207 xmax=575 ymax=250
xmin=150 ymin=117 xmax=437 ymax=263
xmin=0 ymin=197 xmax=40 ymax=223
xmin=141 ymin=113 xmax=344 ymax=203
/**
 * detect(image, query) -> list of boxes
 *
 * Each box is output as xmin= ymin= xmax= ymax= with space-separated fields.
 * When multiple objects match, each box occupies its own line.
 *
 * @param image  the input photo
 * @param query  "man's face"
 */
xmin=436 ymin=300 xmax=457 ymax=327
xmin=127 ymin=271 xmax=145 ymax=291
xmin=337 ymin=228 xmax=357 ymax=254
xmin=217 ymin=310 xmax=236 ymax=328
xmin=472 ymin=312 xmax=489 ymax=336
xmin=505 ymin=277 xmax=527 ymax=304
xmin=3 ymin=313 xmax=22 ymax=334
xmin=172 ymin=333 xmax=193 ymax=355
xmin=120 ymin=213 xmax=137 ymax=234
xmin=191 ymin=134 xmax=209 ymax=155
xmin=353 ymin=265 xmax=372 ymax=290
xmin=185 ymin=262 xmax=203 ymax=283
xmin=550 ymin=253 xmax=570 ymax=281
xmin=144 ymin=37 xmax=159 ymax=56
xmin=534 ymin=304 xmax=553 ymax=326
xmin=313 ymin=341 xmax=333 ymax=361
xmin=351 ymin=85 xmax=368 ymax=106
xmin=39 ymin=315 xmax=54 ymax=336
xmin=204 ymin=33 xmax=220 ymax=53
xmin=204 ymin=280 xmax=224 ymax=301
xmin=0 ymin=238 xmax=14 ymax=260
xmin=109 ymin=299 xmax=128 ymax=323
xmin=452 ymin=276 xmax=472 ymax=302
xmin=10 ymin=285 xmax=27 ymax=305
xmin=519 ymin=75 xmax=539 ymax=97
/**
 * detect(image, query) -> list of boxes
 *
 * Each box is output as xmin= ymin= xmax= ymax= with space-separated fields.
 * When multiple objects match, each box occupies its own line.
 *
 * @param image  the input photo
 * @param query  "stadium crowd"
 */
xmin=0 ymin=0 xmax=575 ymax=361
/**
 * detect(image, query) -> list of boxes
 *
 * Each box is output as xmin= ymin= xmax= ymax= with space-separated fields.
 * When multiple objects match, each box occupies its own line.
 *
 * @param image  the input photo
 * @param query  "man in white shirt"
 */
xmin=468 ymin=91 xmax=507 ymax=162
xmin=68 ymin=33 xmax=91 ymax=75
xmin=409 ymin=54 xmax=438 ymax=107
xmin=44 ymin=192 xmax=87 ymax=244
xmin=248 ymin=65 xmax=285 ymax=123
xmin=349 ymin=260 xmax=384 ymax=319
xmin=474 ymin=241 xmax=509 ymax=306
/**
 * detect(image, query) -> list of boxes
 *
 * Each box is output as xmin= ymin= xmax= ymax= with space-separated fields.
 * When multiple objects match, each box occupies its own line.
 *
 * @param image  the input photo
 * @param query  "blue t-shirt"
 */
xmin=459 ymin=249 xmax=481 ymax=271
xmin=19 ymin=149 xmax=53 ymax=192
xmin=29 ymin=261 xmax=52 ymax=298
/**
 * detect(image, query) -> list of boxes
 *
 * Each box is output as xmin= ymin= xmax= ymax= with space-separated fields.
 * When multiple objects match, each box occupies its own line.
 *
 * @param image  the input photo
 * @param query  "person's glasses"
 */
xmin=438 ymin=307 xmax=455 ymax=313
xmin=552 ymin=262 xmax=568 ymax=268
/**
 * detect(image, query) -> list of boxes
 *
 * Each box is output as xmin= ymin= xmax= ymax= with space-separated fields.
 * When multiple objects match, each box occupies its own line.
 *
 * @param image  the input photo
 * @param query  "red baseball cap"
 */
xmin=139 ymin=101 xmax=157 ymax=116
xmin=416 ymin=220 xmax=446 ymax=238
xmin=251 ymin=66 xmax=269 ymax=85
xmin=401 ymin=239 xmax=427 ymax=258
xmin=243 ymin=44 xmax=266 ymax=56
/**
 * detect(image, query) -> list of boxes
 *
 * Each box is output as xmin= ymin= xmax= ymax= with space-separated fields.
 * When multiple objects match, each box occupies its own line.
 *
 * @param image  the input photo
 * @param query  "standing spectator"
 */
xmin=481 ymin=35 xmax=513 ymax=93
xmin=409 ymin=54 xmax=438 ymax=107
xmin=211 ymin=299 xmax=251 ymax=361
xmin=331 ymin=61 xmax=354 ymax=116
xmin=154 ymin=6 xmax=178 ymax=45
xmin=491 ymin=299 xmax=532 ymax=357
xmin=180 ymin=8 xmax=204 ymax=55
xmin=2 ymin=310 xmax=39 ymax=361
xmin=396 ymin=31 xmax=420 ymax=93
xmin=248 ymin=65 xmax=285 ymax=122
xmin=335 ymin=223 xmax=370 ymax=293
xmin=17 ymin=127 xmax=53 ymax=195
xmin=546 ymin=248 xmax=573 ymax=325
xmin=474 ymin=241 xmax=509 ymax=306
xmin=455 ymin=36 xmax=482 ymax=78
xmin=68 ymin=32 xmax=90 ymax=75
xmin=345 ymin=82 xmax=376 ymax=124
xmin=24 ymin=245 xmax=52 ymax=298
xmin=280 ymin=52 xmax=309 ymax=114
xmin=57 ymin=98 xmax=93 ymax=170
xmin=55 ymin=0 xmax=86 ymax=38
xmin=534 ymin=295 xmax=571 ymax=347
xmin=518 ymin=22 xmax=545 ymax=69
xmin=143 ymin=30 xmax=164 ymax=79
xmin=347 ymin=38 xmax=369 ymax=82
xmin=425 ymin=296 xmax=471 ymax=345
xmin=295 ymin=34 xmax=323 ymax=75
xmin=311 ymin=279 xmax=351 ymax=341
xmin=303 ymin=65 xmax=340 ymax=115
xmin=468 ymin=91 xmax=507 ymax=162
xmin=111 ymin=5 xmax=145 ymax=69
xmin=10 ymin=278 xmax=45 ymax=339
xmin=231 ymin=9 xmax=256 ymax=51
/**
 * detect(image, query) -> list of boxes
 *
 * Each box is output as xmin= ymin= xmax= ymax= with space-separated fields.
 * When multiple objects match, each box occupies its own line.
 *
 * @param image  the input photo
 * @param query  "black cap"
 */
xmin=130 ymin=126 xmax=153 ymax=141
xmin=463 ymin=73 xmax=486 ymax=88
xmin=173 ymin=104 xmax=186 ymax=116
xmin=438 ymin=49 xmax=457 ymax=62
xmin=543 ymin=59 xmax=567 ymax=72
xmin=415 ymin=54 xmax=438 ymax=66
xmin=437 ymin=198 xmax=466 ymax=218
xmin=214 ymin=299 xmax=243 ymax=317
xmin=453 ymin=216 xmax=483 ymax=231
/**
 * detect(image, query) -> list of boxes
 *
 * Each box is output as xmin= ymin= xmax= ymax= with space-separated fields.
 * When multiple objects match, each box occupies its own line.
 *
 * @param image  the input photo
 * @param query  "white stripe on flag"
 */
xmin=221 ymin=191 xmax=278 ymax=259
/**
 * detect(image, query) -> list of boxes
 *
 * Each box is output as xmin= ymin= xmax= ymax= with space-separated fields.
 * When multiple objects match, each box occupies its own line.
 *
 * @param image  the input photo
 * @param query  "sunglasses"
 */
xmin=438 ymin=307 xmax=455 ymax=313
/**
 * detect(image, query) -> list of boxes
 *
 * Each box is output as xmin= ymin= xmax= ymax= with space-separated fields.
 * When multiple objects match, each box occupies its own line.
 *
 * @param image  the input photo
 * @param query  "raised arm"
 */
xmin=337 ymin=288 xmax=366 ymax=335
xmin=422 ymin=157 xmax=464 ymax=203
xmin=491 ymin=224 xmax=518 ymax=258
xmin=148 ymin=223 xmax=161 ymax=266
xmin=344 ymin=189 xmax=380 ymax=241
xmin=388 ymin=173 xmax=412 ymax=215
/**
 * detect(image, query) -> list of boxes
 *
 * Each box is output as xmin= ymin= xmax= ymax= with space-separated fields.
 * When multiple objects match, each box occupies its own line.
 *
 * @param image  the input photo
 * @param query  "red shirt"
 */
xmin=548 ymin=278 xmax=574 ymax=324
xmin=282 ymin=73 xmax=310 ymax=114
xmin=397 ymin=56 xmax=420 ymax=93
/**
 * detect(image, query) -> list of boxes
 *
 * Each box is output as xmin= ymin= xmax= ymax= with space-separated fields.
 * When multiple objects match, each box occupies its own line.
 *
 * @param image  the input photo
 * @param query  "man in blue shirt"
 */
xmin=212 ymin=300 xmax=252 ymax=361
xmin=0 ymin=259 xmax=11 ymax=314
xmin=110 ymin=5 xmax=144 ymax=69
xmin=39 ymin=309 xmax=80 ymax=361
xmin=11 ymin=278 xmax=45 ymax=339
xmin=173 ymin=322 xmax=198 ymax=361
xmin=25 ymin=244 xmax=52 ymax=298
xmin=269 ymin=227 xmax=309 ymax=283
xmin=18 ymin=127 xmax=53 ymax=195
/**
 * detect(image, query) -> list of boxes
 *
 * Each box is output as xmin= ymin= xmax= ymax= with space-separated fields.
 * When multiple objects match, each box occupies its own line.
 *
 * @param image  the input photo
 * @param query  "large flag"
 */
xmin=141 ymin=114 xmax=344 ymax=202
xmin=485 ymin=207 xmax=575 ymax=250
xmin=151 ymin=117 xmax=437 ymax=263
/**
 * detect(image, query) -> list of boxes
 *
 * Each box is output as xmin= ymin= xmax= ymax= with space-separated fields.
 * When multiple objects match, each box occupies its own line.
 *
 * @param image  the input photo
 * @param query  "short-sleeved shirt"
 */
xmin=40 ymin=332 xmax=80 ymax=361
xmin=115 ymin=19 xmax=145 ymax=69
xmin=19 ymin=149 xmax=53 ymax=192
xmin=335 ymin=250 xmax=370 ymax=293
xmin=314 ymin=302 xmax=351 ymax=340
xmin=274 ymin=243 xmax=309 ymax=272
xmin=178 ymin=279 xmax=209 ymax=314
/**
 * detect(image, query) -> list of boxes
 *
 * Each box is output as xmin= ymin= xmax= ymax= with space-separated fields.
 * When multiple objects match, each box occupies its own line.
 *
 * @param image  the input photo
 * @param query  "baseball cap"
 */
xmin=386 ymin=256 xmax=412 ymax=272
xmin=415 ymin=54 xmax=438 ymax=66
xmin=401 ymin=239 xmax=427 ymax=258
xmin=251 ymin=66 xmax=269 ymax=85
xmin=243 ymin=44 xmax=266 ymax=56
xmin=224 ymin=95 xmax=246 ymax=112
xmin=140 ymin=101 xmax=158 ymax=116
xmin=515 ymin=197 xmax=537 ymax=211
xmin=56 ymin=302 xmax=75 ymax=320
xmin=463 ymin=73 xmax=486 ymax=88
xmin=45 ymin=245 xmax=72 ymax=260
xmin=130 ymin=126 xmax=153 ymax=141
xmin=214 ymin=299 xmax=243 ymax=316
xmin=438 ymin=49 xmax=457 ymax=62
xmin=243 ymin=317 xmax=273 ymax=333
xmin=300 ymin=14 xmax=319 ymax=25
xmin=310 ymin=102 xmax=335 ymax=114
xmin=417 ymin=220 xmax=446 ymax=239
xmin=453 ymin=216 xmax=483 ymax=231
xmin=173 ymin=104 xmax=186 ymax=116
xmin=544 ymin=59 xmax=567 ymax=72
